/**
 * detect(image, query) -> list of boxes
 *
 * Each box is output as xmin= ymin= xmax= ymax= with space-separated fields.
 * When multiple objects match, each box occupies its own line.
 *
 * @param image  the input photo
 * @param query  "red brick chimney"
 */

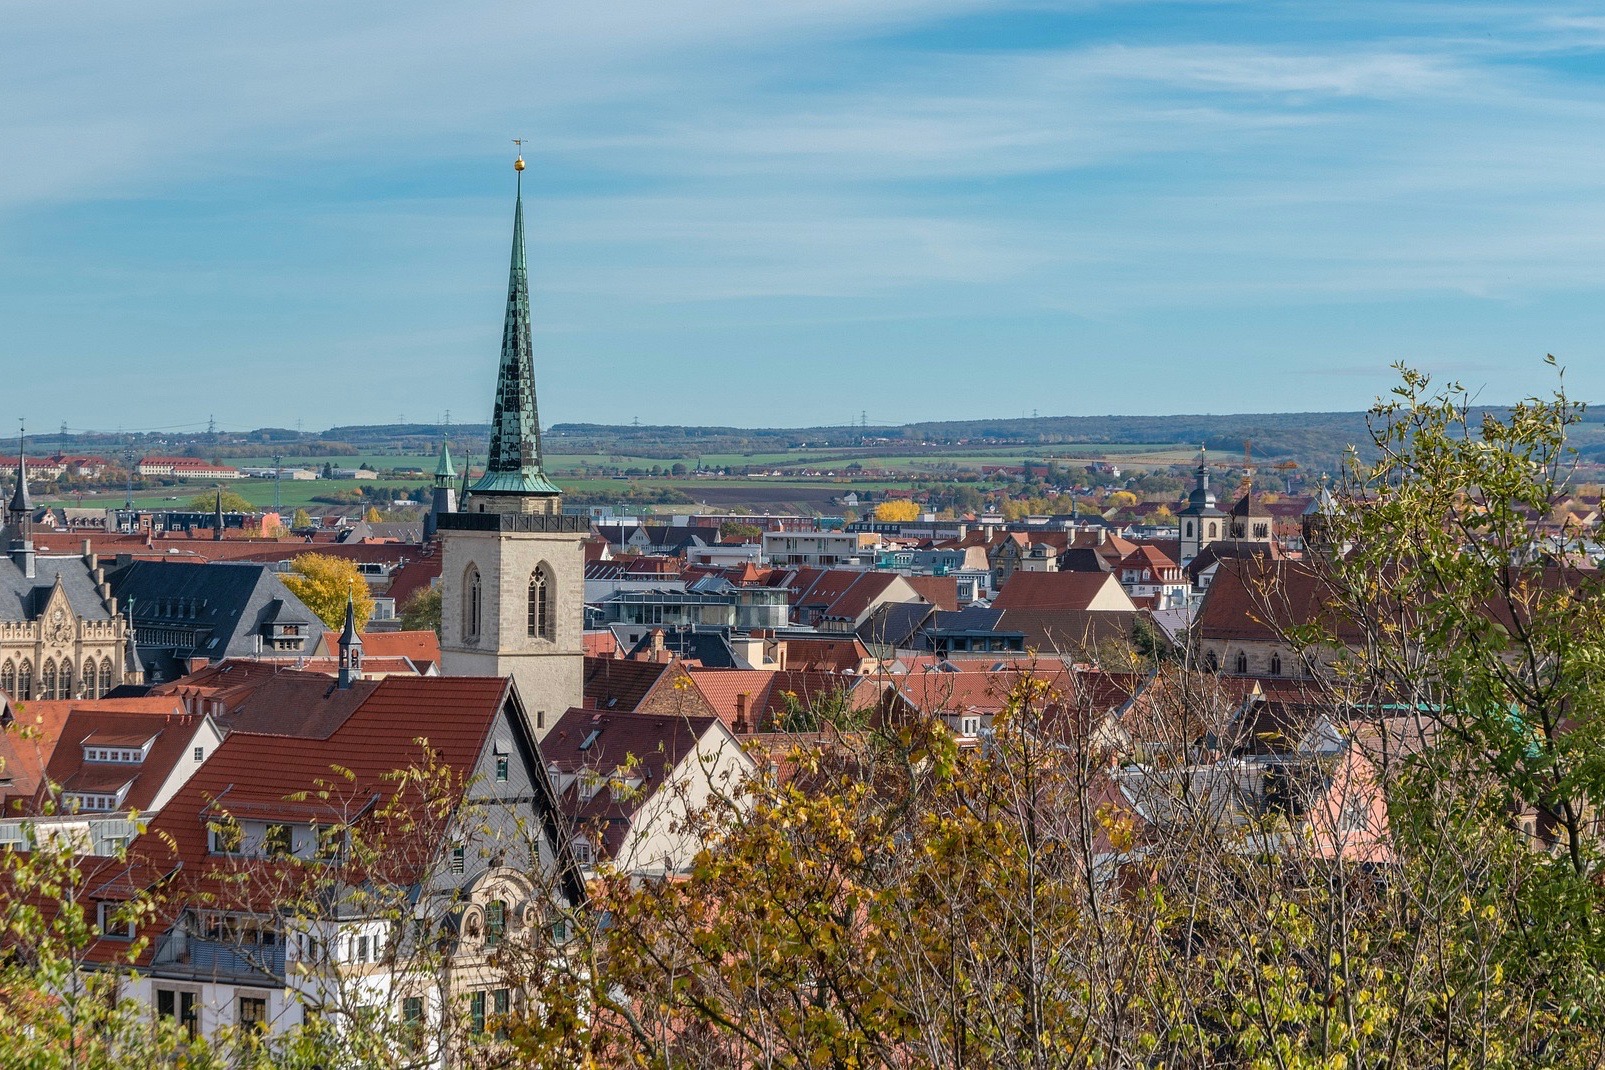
xmin=734 ymin=692 xmax=750 ymax=734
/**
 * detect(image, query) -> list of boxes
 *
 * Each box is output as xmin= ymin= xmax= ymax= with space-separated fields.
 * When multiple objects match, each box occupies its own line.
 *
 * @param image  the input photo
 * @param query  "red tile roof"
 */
xmin=37 ymin=698 xmax=203 ymax=814
xmin=1194 ymin=559 xmax=1359 ymax=644
xmin=821 ymin=572 xmax=909 ymax=622
xmin=1 ymin=700 xmax=81 ymax=811
xmin=992 ymin=572 xmax=1131 ymax=612
xmin=352 ymin=630 xmax=440 ymax=665
xmin=689 ymin=669 xmax=873 ymax=732
xmin=778 ymin=636 xmax=870 ymax=673
xmin=542 ymin=708 xmax=723 ymax=858
xmin=385 ymin=554 xmax=442 ymax=609
xmin=583 ymin=631 xmax=620 ymax=658
xmin=583 ymin=656 xmax=711 ymax=717
xmin=903 ymin=575 xmax=960 ymax=611
xmin=110 ymin=676 xmax=530 ymax=945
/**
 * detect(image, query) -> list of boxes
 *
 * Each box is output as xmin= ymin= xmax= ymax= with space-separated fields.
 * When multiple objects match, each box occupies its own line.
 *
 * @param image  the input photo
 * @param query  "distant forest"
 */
xmin=43 ymin=405 xmax=1605 ymax=477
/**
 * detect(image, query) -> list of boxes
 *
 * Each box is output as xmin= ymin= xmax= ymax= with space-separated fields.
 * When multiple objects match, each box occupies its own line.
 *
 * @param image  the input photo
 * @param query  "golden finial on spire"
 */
xmin=513 ymin=138 xmax=526 ymax=171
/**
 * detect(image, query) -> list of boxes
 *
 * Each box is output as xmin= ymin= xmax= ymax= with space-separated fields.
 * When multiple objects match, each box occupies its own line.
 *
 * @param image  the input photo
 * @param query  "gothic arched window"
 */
xmin=465 ymin=566 xmax=482 ymax=640
xmin=60 ymin=660 xmax=74 ymax=699
xmin=1184 ymin=521 xmax=1194 ymax=538
xmin=81 ymin=661 xmax=96 ymax=698
xmin=17 ymin=660 xmax=32 ymax=700
xmin=1204 ymin=650 xmax=1217 ymax=672
xmin=1269 ymin=653 xmax=1282 ymax=677
xmin=1234 ymin=650 xmax=1248 ymax=675
xmin=1208 ymin=522 xmax=1218 ymax=539
xmin=41 ymin=660 xmax=57 ymax=701
xmin=528 ymin=565 xmax=553 ymax=640
xmin=100 ymin=659 xmax=116 ymax=697
xmin=0 ymin=661 xmax=14 ymax=696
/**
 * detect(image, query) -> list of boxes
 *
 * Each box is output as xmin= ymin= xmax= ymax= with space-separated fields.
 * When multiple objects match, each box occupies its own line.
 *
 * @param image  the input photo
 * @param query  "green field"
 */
xmin=43 ymin=478 xmax=426 ymax=512
xmin=39 ymin=439 xmax=1200 ymax=516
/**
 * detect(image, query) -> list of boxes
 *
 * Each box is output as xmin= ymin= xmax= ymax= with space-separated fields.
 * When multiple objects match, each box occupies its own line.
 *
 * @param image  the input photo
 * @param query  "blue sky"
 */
xmin=5 ymin=1 xmax=1605 ymax=432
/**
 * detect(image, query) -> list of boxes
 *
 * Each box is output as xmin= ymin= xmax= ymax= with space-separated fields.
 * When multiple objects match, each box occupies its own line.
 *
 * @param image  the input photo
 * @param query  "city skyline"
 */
xmin=5 ymin=2 xmax=1605 ymax=431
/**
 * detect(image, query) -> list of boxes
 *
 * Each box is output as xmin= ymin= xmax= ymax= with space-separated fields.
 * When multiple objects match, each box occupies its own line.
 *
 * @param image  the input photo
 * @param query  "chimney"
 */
xmin=734 ymin=692 xmax=750 ymax=734
xmin=649 ymin=628 xmax=667 ymax=663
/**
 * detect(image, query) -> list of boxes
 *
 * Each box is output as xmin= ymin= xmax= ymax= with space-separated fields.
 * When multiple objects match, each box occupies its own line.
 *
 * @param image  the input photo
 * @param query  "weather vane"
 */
xmin=513 ymin=137 xmax=526 ymax=171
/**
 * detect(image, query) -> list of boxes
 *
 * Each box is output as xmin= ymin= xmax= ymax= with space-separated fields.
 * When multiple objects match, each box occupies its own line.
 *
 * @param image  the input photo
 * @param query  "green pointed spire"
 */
xmin=434 ymin=438 xmax=457 ymax=483
xmin=471 ymin=158 xmax=561 ymax=498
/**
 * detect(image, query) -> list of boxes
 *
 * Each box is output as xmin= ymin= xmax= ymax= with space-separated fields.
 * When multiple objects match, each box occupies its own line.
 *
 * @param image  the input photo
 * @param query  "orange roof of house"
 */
xmin=352 ymin=630 xmax=440 ymax=664
xmin=583 ymin=632 xmax=620 ymax=658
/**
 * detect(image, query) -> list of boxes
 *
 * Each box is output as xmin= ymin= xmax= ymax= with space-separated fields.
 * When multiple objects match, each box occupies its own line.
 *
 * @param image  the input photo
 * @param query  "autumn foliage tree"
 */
xmin=873 ymin=499 xmax=920 ymax=522
xmin=282 ymin=552 xmax=374 ymax=631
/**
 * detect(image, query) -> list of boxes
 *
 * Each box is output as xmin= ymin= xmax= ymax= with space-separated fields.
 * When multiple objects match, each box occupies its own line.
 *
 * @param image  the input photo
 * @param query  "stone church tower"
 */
xmin=438 ymin=154 xmax=588 ymax=737
xmin=1176 ymin=446 xmax=1226 ymax=566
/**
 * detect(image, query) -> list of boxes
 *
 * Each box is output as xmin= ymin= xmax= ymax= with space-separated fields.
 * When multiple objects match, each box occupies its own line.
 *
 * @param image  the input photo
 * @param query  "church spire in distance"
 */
xmin=469 ymin=145 xmax=561 ymax=501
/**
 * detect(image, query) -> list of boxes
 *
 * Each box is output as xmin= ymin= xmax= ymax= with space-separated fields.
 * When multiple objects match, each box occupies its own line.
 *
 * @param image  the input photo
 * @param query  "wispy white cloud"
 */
xmin=6 ymin=0 xmax=1605 ymax=425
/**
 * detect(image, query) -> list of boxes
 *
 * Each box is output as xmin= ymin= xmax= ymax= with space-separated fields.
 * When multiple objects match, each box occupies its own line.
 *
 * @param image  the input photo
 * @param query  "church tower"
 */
xmin=6 ymin=428 xmax=36 ymax=579
xmin=437 ymin=152 xmax=588 ymax=736
xmin=1177 ymin=446 xmax=1225 ymax=566
xmin=424 ymin=437 xmax=457 ymax=540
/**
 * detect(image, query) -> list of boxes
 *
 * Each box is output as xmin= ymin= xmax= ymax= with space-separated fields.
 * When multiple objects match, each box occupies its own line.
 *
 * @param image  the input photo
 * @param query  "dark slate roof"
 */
xmin=338 ymin=521 xmax=424 ymax=544
xmin=108 ymin=561 xmax=324 ymax=678
xmin=1058 ymin=547 xmax=1113 ymax=574
xmin=856 ymin=601 xmax=935 ymax=651
xmin=622 ymin=627 xmax=739 ymax=669
xmin=0 ymin=555 xmax=113 ymax=621
xmin=927 ymin=606 xmax=1007 ymax=634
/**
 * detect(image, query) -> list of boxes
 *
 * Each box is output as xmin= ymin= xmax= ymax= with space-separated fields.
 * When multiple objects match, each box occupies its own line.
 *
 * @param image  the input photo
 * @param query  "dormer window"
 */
xmin=66 ymin=791 xmax=124 ymax=813
xmin=97 ymin=901 xmax=135 ymax=940
xmin=83 ymin=745 xmax=149 ymax=764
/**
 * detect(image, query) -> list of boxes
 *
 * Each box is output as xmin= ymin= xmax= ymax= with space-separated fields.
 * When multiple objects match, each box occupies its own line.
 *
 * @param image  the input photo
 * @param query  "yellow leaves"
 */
xmin=282 ymin=552 xmax=375 ymax=630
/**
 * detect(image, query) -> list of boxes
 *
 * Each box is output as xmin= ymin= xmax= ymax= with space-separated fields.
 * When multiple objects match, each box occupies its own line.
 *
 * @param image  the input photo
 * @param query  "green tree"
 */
xmin=399 ymin=587 xmax=441 ymax=635
xmin=291 ymin=507 xmax=313 ymax=529
xmin=282 ymin=552 xmax=374 ymax=631
xmin=719 ymin=521 xmax=763 ymax=543
xmin=187 ymin=488 xmax=253 ymax=512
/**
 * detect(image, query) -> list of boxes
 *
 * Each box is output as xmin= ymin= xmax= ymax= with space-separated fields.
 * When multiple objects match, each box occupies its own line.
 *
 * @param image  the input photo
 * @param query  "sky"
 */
xmin=5 ymin=1 xmax=1605 ymax=433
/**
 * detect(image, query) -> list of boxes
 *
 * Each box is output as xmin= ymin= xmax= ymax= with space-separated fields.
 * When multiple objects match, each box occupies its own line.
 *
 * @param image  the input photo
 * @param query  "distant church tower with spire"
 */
xmin=436 ymin=151 xmax=589 ymax=735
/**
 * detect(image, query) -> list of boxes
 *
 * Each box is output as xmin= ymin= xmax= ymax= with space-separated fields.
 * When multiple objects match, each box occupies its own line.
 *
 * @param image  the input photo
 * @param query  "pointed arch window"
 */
xmin=465 ymin=566 xmax=483 ymax=641
xmin=1269 ymin=653 xmax=1282 ymax=677
xmin=100 ymin=659 xmax=116 ymax=698
xmin=41 ymin=660 xmax=58 ymax=701
xmin=1204 ymin=650 xmax=1217 ymax=672
xmin=1234 ymin=651 xmax=1248 ymax=675
xmin=0 ymin=661 xmax=14 ymax=696
xmin=81 ymin=661 xmax=96 ymax=698
xmin=528 ymin=565 xmax=553 ymax=640
xmin=1184 ymin=521 xmax=1194 ymax=538
xmin=60 ymin=659 xmax=74 ymax=699
xmin=17 ymin=661 xmax=32 ymax=700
